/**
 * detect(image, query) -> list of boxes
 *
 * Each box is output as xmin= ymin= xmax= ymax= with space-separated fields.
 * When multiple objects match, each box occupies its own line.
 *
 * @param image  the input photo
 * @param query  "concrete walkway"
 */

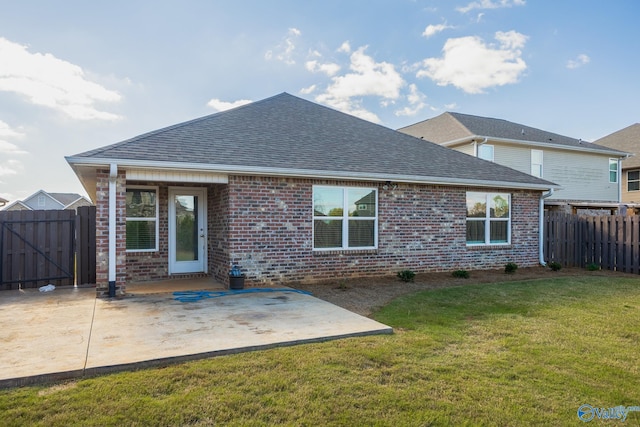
xmin=0 ymin=286 xmax=392 ymax=388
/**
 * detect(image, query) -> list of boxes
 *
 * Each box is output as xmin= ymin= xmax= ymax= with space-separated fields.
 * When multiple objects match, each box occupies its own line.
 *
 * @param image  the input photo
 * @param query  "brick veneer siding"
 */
xmin=95 ymin=173 xmax=541 ymax=290
xmin=227 ymin=176 xmax=541 ymax=285
xmin=209 ymin=184 xmax=231 ymax=284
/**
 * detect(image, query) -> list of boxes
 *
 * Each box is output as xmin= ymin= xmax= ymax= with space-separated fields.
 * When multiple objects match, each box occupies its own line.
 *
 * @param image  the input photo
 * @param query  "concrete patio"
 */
xmin=0 ymin=281 xmax=392 ymax=388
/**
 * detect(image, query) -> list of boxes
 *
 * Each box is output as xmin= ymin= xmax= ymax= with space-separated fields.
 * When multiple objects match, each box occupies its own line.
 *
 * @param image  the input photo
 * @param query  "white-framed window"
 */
xmin=126 ymin=186 xmax=159 ymax=252
xmin=628 ymin=170 xmax=640 ymax=192
xmin=531 ymin=149 xmax=543 ymax=178
xmin=313 ymin=186 xmax=377 ymax=250
xmin=37 ymin=195 xmax=46 ymax=207
xmin=609 ymin=158 xmax=618 ymax=183
xmin=466 ymin=192 xmax=511 ymax=245
xmin=478 ymin=144 xmax=494 ymax=162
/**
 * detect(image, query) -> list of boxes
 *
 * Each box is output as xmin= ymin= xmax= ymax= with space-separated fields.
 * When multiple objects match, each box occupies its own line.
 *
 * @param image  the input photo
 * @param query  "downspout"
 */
xmin=539 ymin=188 xmax=554 ymax=266
xmin=108 ymin=163 xmax=117 ymax=297
xmin=471 ymin=137 xmax=488 ymax=157
xmin=618 ymin=158 xmax=623 ymax=206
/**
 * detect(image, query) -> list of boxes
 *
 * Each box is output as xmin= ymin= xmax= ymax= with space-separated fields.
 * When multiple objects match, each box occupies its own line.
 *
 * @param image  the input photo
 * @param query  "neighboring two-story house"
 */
xmin=2 ymin=190 xmax=92 ymax=211
xmin=398 ymin=112 xmax=629 ymax=214
xmin=594 ymin=123 xmax=640 ymax=213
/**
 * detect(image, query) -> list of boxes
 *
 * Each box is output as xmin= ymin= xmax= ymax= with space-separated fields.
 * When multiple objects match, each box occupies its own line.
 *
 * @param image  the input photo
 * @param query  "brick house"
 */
xmin=66 ymin=93 xmax=557 ymax=295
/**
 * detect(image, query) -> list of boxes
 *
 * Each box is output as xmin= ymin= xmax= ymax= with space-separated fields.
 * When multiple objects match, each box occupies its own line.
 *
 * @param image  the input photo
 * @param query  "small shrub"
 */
xmin=397 ymin=270 xmax=416 ymax=282
xmin=548 ymin=262 xmax=562 ymax=271
xmin=452 ymin=270 xmax=469 ymax=279
xmin=586 ymin=263 xmax=600 ymax=271
xmin=505 ymin=262 xmax=518 ymax=274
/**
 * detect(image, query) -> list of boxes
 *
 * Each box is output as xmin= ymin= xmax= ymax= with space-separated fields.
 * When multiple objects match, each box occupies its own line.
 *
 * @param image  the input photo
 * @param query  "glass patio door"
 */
xmin=168 ymin=188 xmax=207 ymax=274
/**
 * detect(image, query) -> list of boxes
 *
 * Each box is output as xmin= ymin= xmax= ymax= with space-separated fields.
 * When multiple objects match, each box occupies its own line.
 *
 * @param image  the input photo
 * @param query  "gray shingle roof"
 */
xmin=48 ymin=193 xmax=84 ymax=206
xmin=69 ymin=93 xmax=555 ymax=189
xmin=400 ymin=112 xmax=627 ymax=155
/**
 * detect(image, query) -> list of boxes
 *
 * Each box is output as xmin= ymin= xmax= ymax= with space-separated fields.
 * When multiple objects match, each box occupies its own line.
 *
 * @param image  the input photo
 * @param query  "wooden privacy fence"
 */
xmin=0 ymin=206 xmax=96 ymax=290
xmin=544 ymin=213 xmax=640 ymax=274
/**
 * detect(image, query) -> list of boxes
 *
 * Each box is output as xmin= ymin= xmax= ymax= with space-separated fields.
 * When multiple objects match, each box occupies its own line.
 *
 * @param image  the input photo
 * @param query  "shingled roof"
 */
xmin=399 ymin=112 xmax=627 ymax=156
xmin=67 ymin=93 xmax=555 ymax=190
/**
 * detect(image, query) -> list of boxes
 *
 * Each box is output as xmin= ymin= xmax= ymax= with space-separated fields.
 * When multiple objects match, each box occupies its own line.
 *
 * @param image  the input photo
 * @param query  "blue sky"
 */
xmin=1 ymin=0 xmax=638 ymax=202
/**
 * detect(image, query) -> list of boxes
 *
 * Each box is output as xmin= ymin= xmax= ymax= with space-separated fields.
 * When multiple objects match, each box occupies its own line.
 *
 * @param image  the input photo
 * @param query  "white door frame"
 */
xmin=168 ymin=187 xmax=207 ymax=274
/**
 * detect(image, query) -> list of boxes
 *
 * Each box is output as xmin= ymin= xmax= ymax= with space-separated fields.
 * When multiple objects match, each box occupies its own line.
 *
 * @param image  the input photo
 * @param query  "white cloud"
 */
xmin=0 ymin=120 xmax=27 ymax=154
xmin=0 ymin=37 xmax=122 ymax=121
xmin=0 ymin=140 xmax=27 ymax=154
xmin=0 ymin=159 xmax=22 ymax=176
xmin=567 ymin=53 xmax=590 ymax=69
xmin=395 ymin=84 xmax=428 ymax=117
xmin=305 ymin=60 xmax=341 ymax=76
xmin=206 ymin=98 xmax=252 ymax=112
xmin=300 ymin=84 xmax=317 ymax=95
xmin=423 ymin=23 xmax=454 ymax=38
xmin=457 ymin=0 xmax=525 ymax=13
xmin=264 ymin=28 xmax=301 ymax=65
xmin=444 ymin=102 xmax=459 ymax=110
xmin=337 ymin=41 xmax=351 ymax=53
xmin=416 ymin=30 xmax=528 ymax=94
xmin=0 ymin=119 xmax=24 ymax=139
xmin=315 ymin=46 xmax=405 ymax=123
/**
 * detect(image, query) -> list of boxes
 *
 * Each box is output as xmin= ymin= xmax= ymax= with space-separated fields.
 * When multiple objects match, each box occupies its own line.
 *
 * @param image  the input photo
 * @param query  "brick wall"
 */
xmin=209 ymin=184 xmax=230 ymax=283
xmin=227 ymin=176 xmax=541 ymax=285
xmin=95 ymin=173 xmax=542 ymax=290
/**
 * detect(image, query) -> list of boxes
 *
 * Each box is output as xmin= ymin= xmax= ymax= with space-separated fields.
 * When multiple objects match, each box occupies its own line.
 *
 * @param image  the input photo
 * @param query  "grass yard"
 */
xmin=1 ymin=276 xmax=639 ymax=426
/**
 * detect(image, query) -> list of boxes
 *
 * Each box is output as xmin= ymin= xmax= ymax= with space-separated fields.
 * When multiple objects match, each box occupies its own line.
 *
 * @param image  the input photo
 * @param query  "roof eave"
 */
xmin=443 ymin=135 xmax=630 ymax=156
xmin=66 ymin=156 xmax=558 ymax=192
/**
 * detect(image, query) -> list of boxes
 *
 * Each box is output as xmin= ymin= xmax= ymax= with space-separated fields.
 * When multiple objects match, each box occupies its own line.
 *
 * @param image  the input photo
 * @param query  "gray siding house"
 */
xmin=2 ymin=190 xmax=91 ymax=211
xmin=399 ymin=112 xmax=629 ymax=214
xmin=66 ymin=93 xmax=557 ymax=294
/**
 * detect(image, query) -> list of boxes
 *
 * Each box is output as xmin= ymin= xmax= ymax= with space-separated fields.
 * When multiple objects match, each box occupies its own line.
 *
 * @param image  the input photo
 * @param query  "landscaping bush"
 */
xmin=505 ymin=262 xmax=518 ymax=274
xmin=548 ymin=261 xmax=562 ymax=271
xmin=586 ymin=263 xmax=600 ymax=271
xmin=452 ymin=270 xmax=469 ymax=279
xmin=397 ymin=270 xmax=416 ymax=282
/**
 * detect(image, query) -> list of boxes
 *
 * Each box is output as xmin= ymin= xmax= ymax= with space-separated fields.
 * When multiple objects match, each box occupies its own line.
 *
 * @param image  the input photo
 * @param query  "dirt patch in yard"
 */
xmin=293 ymin=266 xmax=633 ymax=317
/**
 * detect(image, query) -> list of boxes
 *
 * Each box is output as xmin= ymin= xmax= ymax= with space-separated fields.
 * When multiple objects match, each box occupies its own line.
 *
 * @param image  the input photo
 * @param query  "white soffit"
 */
xmin=126 ymin=169 xmax=228 ymax=183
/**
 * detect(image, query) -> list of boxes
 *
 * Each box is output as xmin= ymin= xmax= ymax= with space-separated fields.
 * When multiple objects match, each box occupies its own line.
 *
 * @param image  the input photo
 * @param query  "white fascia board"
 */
xmin=65 ymin=156 xmax=557 ymax=192
xmin=442 ymin=135 xmax=629 ymax=157
xmin=63 ymin=196 xmax=89 ymax=209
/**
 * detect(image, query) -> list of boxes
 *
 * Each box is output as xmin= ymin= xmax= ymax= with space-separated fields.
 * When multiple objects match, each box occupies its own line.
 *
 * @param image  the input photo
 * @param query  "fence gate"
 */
xmin=0 ymin=207 xmax=96 ymax=290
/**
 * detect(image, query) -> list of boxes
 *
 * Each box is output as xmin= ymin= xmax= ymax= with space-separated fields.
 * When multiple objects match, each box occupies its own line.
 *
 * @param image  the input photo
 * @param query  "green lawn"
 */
xmin=1 ymin=276 xmax=639 ymax=426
